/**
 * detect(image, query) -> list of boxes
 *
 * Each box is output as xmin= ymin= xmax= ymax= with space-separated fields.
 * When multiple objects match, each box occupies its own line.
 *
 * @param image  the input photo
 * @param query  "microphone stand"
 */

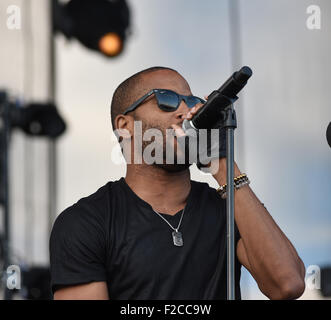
xmin=184 ymin=65 xmax=251 ymax=299
xmin=222 ymin=102 xmax=237 ymax=300
xmin=186 ymin=95 xmax=239 ymax=300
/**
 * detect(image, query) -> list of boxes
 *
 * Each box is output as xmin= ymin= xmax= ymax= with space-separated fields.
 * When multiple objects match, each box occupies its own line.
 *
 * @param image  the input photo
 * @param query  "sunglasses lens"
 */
xmin=155 ymin=90 xmax=179 ymax=111
xmin=186 ymin=96 xmax=205 ymax=108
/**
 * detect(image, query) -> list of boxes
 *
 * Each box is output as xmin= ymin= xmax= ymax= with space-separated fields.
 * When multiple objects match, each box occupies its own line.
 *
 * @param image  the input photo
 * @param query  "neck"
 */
xmin=125 ymin=164 xmax=191 ymax=215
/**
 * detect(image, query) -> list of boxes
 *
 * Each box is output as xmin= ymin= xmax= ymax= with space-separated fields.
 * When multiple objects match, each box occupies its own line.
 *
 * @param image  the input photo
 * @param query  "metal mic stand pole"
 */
xmin=223 ymin=103 xmax=237 ymax=300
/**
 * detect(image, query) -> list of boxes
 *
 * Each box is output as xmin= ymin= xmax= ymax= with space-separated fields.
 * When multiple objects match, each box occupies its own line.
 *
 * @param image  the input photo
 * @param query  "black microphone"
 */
xmin=327 ymin=122 xmax=331 ymax=148
xmin=182 ymin=66 xmax=252 ymax=131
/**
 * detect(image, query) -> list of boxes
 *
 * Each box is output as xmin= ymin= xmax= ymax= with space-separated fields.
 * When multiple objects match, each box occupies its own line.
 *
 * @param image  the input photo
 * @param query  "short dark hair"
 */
xmin=110 ymin=66 xmax=178 ymax=130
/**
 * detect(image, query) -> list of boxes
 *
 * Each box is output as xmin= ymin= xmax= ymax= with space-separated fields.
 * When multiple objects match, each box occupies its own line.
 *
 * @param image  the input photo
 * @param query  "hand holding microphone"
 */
xmin=172 ymin=66 xmax=253 ymax=169
xmin=183 ymin=66 xmax=252 ymax=131
xmin=181 ymin=99 xmax=227 ymax=169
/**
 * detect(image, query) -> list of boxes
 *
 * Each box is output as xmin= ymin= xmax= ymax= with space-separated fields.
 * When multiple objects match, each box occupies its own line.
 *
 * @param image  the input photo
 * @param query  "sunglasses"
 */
xmin=122 ymin=89 xmax=205 ymax=115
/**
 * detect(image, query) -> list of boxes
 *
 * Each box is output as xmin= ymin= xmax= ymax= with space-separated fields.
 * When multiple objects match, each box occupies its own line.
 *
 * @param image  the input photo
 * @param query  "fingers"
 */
xmin=186 ymin=104 xmax=203 ymax=120
xmin=186 ymin=107 xmax=195 ymax=120
xmin=171 ymin=123 xmax=186 ymax=137
xmin=184 ymin=94 xmax=208 ymax=120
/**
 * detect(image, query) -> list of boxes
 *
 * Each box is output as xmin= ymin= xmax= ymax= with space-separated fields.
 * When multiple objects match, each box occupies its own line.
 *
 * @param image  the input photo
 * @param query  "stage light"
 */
xmin=326 ymin=122 xmax=331 ymax=148
xmin=7 ymin=102 xmax=66 ymax=139
xmin=0 ymin=92 xmax=66 ymax=139
xmin=53 ymin=0 xmax=131 ymax=57
xmin=99 ymin=32 xmax=123 ymax=57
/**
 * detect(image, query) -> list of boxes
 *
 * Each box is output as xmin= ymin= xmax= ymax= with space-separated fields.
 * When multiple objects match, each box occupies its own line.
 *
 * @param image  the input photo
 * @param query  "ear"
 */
xmin=114 ymin=114 xmax=134 ymax=139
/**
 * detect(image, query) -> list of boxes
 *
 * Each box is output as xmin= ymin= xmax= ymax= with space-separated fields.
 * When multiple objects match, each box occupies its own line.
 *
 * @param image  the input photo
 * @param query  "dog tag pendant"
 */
xmin=172 ymin=230 xmax=183 ymax=246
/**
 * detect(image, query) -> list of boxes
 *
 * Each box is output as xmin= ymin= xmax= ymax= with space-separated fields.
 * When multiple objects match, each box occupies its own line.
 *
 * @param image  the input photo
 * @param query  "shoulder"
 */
xmin=51 ymin=179 xmax=122 ymax=238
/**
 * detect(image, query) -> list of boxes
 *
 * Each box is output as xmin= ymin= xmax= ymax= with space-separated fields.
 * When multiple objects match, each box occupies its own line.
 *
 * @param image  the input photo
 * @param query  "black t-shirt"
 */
xmin=49 ymin=177 xmax=242 ymax=299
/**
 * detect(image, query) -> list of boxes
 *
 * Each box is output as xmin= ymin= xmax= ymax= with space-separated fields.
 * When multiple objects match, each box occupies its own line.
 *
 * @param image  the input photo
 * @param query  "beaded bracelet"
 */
xmin=216 ymin=173 xmax=250 ymax=199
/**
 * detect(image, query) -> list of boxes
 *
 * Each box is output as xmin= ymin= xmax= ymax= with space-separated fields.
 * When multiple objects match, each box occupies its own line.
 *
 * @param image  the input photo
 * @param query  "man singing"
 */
xmin=49 ymin=66 xmax=305 ymax=300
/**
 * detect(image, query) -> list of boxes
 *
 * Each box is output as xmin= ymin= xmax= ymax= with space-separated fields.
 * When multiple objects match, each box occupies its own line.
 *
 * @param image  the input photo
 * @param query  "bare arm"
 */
xmin=54 ymin=281 xmax=109 ymax=300
xmin=172 ymin=104 xmax=305 ymax=299
xmin=213 ymin=159 xmax=305 ymax=300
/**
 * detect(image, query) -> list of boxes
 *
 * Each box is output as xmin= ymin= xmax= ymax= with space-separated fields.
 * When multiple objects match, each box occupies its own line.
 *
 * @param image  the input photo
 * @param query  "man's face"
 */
xmin=131 ymin=70 xmax=200 ymax=172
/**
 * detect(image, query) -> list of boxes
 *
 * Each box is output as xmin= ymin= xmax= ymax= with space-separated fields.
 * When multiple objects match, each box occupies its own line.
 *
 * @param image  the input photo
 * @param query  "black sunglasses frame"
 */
xmin=122 ymin=89 xmax=205 ymax=115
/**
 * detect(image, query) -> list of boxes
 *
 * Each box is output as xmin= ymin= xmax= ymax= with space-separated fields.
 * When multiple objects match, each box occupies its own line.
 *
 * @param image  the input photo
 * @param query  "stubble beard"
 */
xmin=140 ymin=121 xmax=191 ymax=173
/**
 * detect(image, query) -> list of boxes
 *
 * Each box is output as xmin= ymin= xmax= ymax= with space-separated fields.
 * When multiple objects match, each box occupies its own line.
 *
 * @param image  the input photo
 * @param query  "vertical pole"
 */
xmin=228 ymin=0 xmax=246 ymax=167
xmin=226 ymin=112 xmax=235 ymax=300
xmin=48 ymin=0 xmax=57 ymax=238
xmin=228 ymin=0 xmax=244 ymax=299
xmin=1 ymin=94 xmax=12 ymax=300
xmin=228 ymin=0 xmax=242 ymax=70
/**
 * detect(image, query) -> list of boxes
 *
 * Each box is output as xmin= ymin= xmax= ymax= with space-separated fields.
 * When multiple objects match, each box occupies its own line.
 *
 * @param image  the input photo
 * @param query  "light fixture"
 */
xmin=53 ymin=0 xmax=131 ymax=57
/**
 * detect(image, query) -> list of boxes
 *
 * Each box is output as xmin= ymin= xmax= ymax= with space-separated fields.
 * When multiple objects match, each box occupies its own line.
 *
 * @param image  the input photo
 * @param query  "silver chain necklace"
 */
xmin=152 ymin=206 xmax=186 ymax=247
